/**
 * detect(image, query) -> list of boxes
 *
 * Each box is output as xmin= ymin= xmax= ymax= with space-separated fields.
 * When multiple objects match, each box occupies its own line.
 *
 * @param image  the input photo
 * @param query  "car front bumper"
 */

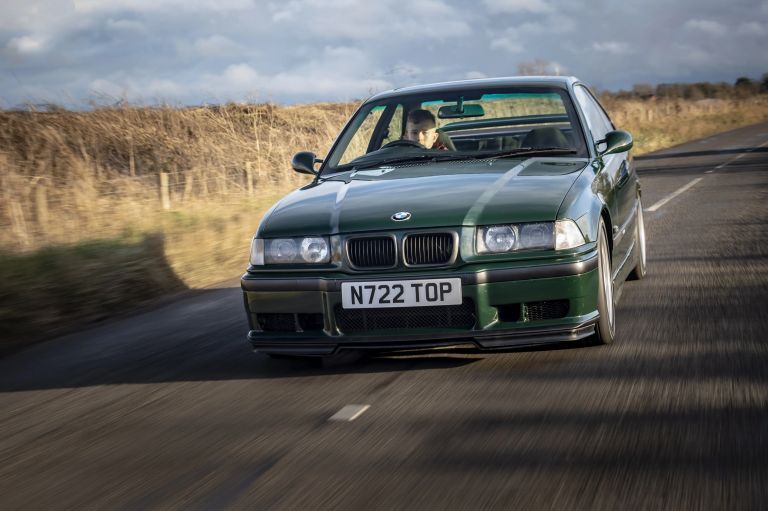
xmin=241 ymin=253 xmax=599 ymax=356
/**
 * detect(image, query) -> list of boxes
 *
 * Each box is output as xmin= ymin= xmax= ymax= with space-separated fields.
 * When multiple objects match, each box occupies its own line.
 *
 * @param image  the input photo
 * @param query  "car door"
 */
xmin=573 ymin=85 xmax=634 ymax=273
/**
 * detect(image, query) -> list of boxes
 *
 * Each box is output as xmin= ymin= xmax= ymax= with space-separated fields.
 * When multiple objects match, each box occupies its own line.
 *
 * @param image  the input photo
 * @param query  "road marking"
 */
xmin=645 ymin=178 xmax=705 ymax=212
xmin=329 ymin=404 xmax=370 ymax=422
xmin=714 ymin=140 xmax=768 ymax=170
xmin=715 ymin=151 xmax=747 ymax=169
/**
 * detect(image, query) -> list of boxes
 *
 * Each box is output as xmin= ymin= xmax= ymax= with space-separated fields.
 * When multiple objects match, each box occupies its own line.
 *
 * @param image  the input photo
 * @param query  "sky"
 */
xmin=1 ymin=0 xmax=767 ymax=108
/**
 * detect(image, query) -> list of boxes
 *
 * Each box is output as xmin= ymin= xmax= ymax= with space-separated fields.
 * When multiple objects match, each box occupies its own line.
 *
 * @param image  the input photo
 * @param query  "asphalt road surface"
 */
xmin=1 ymin=123 xmax=767 ymax=510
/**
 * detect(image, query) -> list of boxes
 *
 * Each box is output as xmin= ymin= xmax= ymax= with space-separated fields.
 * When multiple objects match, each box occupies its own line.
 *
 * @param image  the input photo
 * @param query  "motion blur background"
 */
xmin=1 ymin=0 xmax=767 ymax=344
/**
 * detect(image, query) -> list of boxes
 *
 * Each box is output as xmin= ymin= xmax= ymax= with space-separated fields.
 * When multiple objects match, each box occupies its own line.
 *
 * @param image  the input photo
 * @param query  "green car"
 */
xmin=241 ymin=76 xmax=646 ymax=357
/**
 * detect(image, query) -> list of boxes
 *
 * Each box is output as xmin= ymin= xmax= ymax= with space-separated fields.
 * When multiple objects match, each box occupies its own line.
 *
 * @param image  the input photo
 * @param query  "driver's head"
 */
xmin=405 ymin=109 xmax=439 ymax=149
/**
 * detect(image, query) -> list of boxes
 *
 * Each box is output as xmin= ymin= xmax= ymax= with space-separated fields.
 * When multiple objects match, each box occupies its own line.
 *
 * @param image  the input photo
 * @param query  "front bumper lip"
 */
xmin=241 ymin=254 xmax=598 ymax=292
xmin=247 ymin=319 xmax=597 ymax=356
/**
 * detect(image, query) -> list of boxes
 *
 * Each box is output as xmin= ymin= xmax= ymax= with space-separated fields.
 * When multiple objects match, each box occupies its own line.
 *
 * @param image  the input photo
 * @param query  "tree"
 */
xmin=631 ymin=83 xmax=654 ymax=99
xmin=516 ymin=59 xmax=564 ymax=76
xmin=734 ymin=77 xmax=758 ymax=97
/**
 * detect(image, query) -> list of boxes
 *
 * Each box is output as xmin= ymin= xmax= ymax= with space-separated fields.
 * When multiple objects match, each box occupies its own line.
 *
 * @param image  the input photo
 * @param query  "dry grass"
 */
xmin=3 ymin=96 xmax=767 ymax=254
xmin=604 ymin=96 xmax=768 ymax=153
xmin=1 ymin=95 xmax=768 ymax=345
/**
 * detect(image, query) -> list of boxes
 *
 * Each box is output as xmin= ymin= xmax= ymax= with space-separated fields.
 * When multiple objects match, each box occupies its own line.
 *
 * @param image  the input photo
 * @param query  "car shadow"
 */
xmin=0 ymin=311 xmax=602 ymax=393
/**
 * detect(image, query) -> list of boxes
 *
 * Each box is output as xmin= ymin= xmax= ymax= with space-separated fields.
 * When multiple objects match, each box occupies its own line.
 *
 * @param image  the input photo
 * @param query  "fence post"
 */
xmin=183 ymin=172 xmax=194 ymax=202
xmin=200 ymin=168 xmax=209 ymax=198
xmin=35 ymin=181 xmax=49 ymax=228
xmin=9 ymin=201 xmax=29 ymax=247
xmin=245 ymin=161 xmax=254 ymax=196
xmin=159 ymin=172 xmax=171 ymax=210
xmin=128 ymin=138 xmax=136 ymax=177
xmin=219 ymin=166 xmax=228 ymax=195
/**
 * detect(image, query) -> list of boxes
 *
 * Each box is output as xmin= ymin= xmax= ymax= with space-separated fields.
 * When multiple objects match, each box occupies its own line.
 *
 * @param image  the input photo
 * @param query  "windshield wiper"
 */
xmin=485 ymin=147 xmax=578 ymax=159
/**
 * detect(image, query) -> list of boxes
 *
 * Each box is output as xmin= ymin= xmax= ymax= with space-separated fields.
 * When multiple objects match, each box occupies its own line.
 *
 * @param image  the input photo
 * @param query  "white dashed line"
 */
xmin=713 ymin=140 xmax=768 ymax=171
xmin=646 ymin=135 xmax=768 ymax=209
xmin=645 ymin=178 xmax=705 ymax=212
xmin=329 ymin=404 xmax=370 ymax=422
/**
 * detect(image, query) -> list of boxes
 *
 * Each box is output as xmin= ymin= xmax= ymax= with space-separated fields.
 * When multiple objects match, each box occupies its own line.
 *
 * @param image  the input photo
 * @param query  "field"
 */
xmin=2 ymin=95 xmax=768 ymax=345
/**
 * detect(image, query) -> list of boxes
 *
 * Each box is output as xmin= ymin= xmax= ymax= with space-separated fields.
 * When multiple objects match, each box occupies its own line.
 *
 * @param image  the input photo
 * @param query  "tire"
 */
xmin=593 ymin=218 xmax=616 ymax=345
xmin=627 ymin=199 xmax=647 ymax=280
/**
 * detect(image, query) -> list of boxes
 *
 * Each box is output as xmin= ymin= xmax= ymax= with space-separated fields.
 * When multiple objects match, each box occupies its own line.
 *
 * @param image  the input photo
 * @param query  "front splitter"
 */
xmin=248 ymin=319 xmax=597 ymax=356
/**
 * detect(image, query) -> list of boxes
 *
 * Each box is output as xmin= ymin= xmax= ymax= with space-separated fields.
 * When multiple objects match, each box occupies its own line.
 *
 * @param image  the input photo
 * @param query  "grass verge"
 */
xmin=0 ymin=234 xmax=186 ymax=350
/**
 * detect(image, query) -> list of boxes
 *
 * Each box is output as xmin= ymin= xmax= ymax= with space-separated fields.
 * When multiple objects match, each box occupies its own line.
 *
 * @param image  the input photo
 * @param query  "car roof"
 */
xmin=367 ymin=76 xmax=581 ymax=102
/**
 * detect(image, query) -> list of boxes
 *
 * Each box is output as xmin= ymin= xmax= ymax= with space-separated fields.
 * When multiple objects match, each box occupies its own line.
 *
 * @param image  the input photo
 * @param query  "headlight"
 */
xmin=300 ymin=237 xmax=329 ymax=263
xmin=485 ymin=225 xmax=517 ymax=252
xmin=555 ymin=220 xmax=586 ymax=250
xmin=250 ymin=236 xmax=330 ymax=265
xmin=477 ymin=222 xmax=555 ymax=253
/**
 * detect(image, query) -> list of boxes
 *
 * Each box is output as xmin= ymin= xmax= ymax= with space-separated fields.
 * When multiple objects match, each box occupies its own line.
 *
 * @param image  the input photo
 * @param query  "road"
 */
xmin=1 ymin=123 xmax=767 ymax=510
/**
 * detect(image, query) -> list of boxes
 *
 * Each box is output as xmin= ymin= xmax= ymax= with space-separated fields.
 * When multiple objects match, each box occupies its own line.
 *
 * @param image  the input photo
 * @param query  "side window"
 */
xmin=381 ymin=105 xmax=404 ymax=146
xmin=586 ymin=88 xmax=615 ymax=132
xmin=338 ymin=106 xmax=385 ymax=165
xmin=574 ymin=85 xmax=611 ymax=142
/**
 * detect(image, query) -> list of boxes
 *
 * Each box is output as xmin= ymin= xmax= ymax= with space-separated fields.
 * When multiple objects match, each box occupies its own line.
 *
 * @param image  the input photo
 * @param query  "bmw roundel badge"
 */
xmin=391 ymin=211 xmax=412 ymax=221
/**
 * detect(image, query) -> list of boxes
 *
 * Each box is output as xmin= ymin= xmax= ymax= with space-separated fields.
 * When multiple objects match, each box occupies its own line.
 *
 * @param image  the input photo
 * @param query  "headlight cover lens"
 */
xmin=251 ymin=237 xmax=331 ymax=265
xmin=555 ymin=219 xmax=586 ymax=250
xmin=477 ymin=222 xmax=554 ymax=253
xmin=484 ymin=225 xmax=517 ymax=252
xmin=300 ymin=237 xmax=329 ymax=263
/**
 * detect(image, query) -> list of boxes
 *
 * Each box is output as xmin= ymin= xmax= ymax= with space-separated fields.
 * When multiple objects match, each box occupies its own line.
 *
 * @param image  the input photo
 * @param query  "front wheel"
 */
xmin=593 ymin=218 xmax=616 ymax=345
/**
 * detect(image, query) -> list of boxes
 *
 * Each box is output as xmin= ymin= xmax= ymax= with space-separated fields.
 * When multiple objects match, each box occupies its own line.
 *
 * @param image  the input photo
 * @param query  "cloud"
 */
xmin=1 ymin=0 xmax=767 ymax=107
xmin=6 ymin=35 xmax=48 ymax=54
xmin=84 ymin=46 xmax=393 ymax=103
xmin=490 ymin=36 xmax=525 ymax=53
xmin=592 ymin=41 xmax=632 ymax=55
xmin=482 ymin=0 xmax=553 ymax=14
xmin=0 ymin=1 xmax=78 ymax=31
xmin=192 ymin=35 xmax=247 ymax=58
xmin=684 ymin=19 xmax=727 ymax=36
xmin=89 ymin=78 xmax=129 ymax=98
xmin=465 ymin=71 xmax=487 ymax=79
xmin=105 ymin=19 xmax=147 ymax=32
xmin=737 ymin=22 xmax=768 ymax=36
xmin=73 ymin=0 xmax=253 ymax=13
xmin=489 ymin=15 xmax=573 ymax=55
xmin=270 ymin=0 xmax=471 ymax=41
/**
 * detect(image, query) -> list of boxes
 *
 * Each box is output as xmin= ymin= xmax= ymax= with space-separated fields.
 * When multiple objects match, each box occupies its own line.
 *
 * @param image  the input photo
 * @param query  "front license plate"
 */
xmin=341 ymin=278 xmax=462 ymax=309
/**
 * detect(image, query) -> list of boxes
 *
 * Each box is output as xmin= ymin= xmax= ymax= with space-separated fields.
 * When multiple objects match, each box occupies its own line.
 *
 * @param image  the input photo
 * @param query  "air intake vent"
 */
xmin=347 ymin=237 xmax=396 ymax=268
xmin=524 ymin=300 xmax=570 ymax=321
xmin=334 ymin=299 xmax=476 ymax=332
xmin=404 ymin=233 xmax=455 ymax=266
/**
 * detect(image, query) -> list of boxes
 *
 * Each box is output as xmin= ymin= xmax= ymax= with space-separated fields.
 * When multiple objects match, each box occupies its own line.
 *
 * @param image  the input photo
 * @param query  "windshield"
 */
xmin=322 ymin=87 xmax=588 ymax=174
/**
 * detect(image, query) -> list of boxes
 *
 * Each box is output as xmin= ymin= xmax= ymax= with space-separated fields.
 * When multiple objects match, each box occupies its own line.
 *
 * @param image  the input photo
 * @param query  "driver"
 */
xmin=404 ymin=109 xmax=449 ymax=150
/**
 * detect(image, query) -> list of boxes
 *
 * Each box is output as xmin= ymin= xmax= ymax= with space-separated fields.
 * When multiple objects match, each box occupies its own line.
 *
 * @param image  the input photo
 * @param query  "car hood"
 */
xmin=259 ymin=158 xmax=590 ymax=237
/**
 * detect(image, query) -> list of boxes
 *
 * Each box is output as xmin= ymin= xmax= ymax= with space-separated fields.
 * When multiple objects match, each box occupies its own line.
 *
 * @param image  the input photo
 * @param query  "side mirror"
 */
xmin=599 ymin=130 xmax=633 ymax=156
xmin=292 ymin=151 xmax=319 ymax=175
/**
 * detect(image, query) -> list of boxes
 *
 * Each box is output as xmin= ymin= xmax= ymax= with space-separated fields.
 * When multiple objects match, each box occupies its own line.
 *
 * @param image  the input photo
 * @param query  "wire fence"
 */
xmin=1 ymin=161 xmax=312 ymax=249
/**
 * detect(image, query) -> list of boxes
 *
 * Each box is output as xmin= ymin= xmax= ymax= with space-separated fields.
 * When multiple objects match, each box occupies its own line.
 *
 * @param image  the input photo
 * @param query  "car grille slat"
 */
xmin=404 ymin=233 xmax=453 ymax=266
xmin=524 ymin=300 xmax=570 ymax=321
xmin=348 ymin=237 xmax=396 ymax=268
xmin=335 ymin=299 xmax=476 ymax=332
